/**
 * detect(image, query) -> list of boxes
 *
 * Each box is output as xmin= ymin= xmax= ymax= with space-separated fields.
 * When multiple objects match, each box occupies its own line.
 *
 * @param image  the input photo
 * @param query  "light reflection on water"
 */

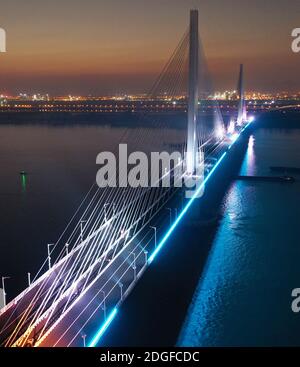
xmin=178 ymin=128 xmax=300 ymax=346
xmin=243 ymin=135 xmax=255 ymax=176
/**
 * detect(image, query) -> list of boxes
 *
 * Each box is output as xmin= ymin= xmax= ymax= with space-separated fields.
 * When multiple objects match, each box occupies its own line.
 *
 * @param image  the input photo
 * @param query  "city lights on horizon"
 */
xmin=0 ymin=90 xmax=300 ymax=103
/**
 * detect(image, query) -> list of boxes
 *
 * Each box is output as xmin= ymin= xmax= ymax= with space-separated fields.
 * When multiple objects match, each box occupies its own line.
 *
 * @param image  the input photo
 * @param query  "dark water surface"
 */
xmin=178 ymin=128 xmax=300 ymax=346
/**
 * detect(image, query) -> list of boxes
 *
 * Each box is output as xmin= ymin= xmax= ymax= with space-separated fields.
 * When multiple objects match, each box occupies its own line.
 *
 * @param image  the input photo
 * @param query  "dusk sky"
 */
xmin=0 ymin=0 xmax=299 ymax=95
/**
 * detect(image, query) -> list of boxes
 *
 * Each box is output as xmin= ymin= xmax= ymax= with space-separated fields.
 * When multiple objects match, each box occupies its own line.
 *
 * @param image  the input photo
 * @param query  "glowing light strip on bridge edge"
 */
xmin=148 ymin=121 xmax=252 ymax=263
xmin=148 ymin=151 xmax=227 ymax=263
xmin=87 ymin=307 xmax=118 ymax=347
xmin=87 ymin=121 xmax=252 ymax=347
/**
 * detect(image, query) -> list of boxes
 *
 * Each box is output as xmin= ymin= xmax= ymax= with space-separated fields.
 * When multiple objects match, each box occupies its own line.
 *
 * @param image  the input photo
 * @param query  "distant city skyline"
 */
xmin=1 ymin=90 xmax=300 ymax=100
xmin=0 ymin=0 xmax=299 ymax=94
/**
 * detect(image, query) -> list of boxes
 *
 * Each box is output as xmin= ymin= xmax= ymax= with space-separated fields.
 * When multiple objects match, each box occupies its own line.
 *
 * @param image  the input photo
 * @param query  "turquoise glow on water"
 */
xmin=178 ymin=129 xmax=300 ymax=346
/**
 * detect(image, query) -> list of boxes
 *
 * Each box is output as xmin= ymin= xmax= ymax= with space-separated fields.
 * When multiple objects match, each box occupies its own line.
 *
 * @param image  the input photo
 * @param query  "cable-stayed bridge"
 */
xmin=0 ymin=9 xmax=253 ymax=347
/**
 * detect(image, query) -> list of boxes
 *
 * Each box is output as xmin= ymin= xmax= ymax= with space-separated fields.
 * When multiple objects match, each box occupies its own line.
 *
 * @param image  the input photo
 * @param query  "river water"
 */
xmin=178 ymin=128 xmax=300 ymax=346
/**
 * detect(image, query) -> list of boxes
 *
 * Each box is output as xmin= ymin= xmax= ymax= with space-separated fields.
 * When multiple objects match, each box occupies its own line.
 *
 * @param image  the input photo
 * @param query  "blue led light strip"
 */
xmin=148 ymin=150 xmax=227 ymax=263
xmin=87 ymin=307 xmax=118 ymax=347
xmin=148 ymin=122 xmax=252 ymax=263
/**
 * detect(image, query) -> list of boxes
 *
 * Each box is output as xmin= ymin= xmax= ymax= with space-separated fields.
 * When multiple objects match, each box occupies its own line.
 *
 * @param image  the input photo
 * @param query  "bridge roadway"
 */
xmin=35 ymin=234 xmax=148 ymax=347
xmin=0 ymin=217 xmax=114 ymax=345
xmin=30 ymin=184 xmax=180 ymax=347
xmin=0 ymin=222 xmax=148 ymax=347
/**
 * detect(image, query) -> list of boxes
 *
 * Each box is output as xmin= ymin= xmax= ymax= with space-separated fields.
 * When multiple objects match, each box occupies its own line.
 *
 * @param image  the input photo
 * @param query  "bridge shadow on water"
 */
xmin=100 ymin=131 xmax=252 ymax=347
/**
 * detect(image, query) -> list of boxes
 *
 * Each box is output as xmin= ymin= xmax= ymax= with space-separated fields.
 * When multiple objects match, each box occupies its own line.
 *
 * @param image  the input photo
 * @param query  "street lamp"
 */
xmin=150 ymin=226 xmax=157 ymax=248
xmin=118 ymin=281 xmax=123 ymax=301
xmin=1 ymin=276 xmax=10 ymax=307
xmin=81 ymin=334 xmax=87 ymax=347
xmin=47 ymin=243 xmax=54 ymax=270
xmin=166 ymin=208 xmax=172 ymax=226
xmin=101 ymin=290 xmax=106 ymax=320
xmin=174 ymin=208 xmax=178 ymax=219
xmin=144 ymin=250 xmax=148 ymax=265
xmin=132 ymin=252 xmax=137 ymax=281
xmin=80 ymin=220 xmax=87 ymax=242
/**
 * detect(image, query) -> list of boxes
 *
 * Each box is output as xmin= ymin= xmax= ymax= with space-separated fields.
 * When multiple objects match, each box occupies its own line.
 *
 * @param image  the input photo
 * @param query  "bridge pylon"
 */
xmin=237 ymin=64 xmax=247 ymax=126
xmin=186 ymin=9 xmax=199 ymax=175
